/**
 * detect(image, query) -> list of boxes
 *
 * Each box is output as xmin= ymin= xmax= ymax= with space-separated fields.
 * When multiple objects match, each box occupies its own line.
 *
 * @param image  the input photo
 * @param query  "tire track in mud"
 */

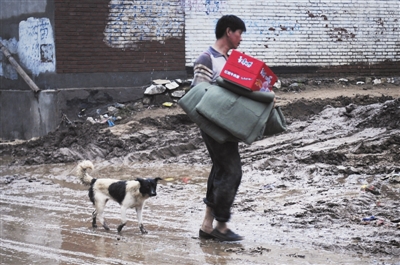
xmin=0 ymin=194 xmax=88 ymax=214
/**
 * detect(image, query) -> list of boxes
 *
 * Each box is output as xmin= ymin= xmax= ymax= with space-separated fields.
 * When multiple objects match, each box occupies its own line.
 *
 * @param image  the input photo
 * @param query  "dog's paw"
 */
xmin=139 ymin=224 xmax=148 ymax=234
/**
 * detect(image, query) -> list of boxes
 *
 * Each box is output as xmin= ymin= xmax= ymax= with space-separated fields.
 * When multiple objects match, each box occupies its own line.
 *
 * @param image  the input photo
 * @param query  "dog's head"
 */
xmin=136 ymin=177 xmax=162 ymax=197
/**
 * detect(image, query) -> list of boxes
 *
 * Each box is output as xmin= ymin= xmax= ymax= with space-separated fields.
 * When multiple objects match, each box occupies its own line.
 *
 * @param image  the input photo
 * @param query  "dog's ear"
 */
xmin=136 ymin=178 xmax=144 ymax=184
xmin=155 ymin=177 xmax=162 ymax=182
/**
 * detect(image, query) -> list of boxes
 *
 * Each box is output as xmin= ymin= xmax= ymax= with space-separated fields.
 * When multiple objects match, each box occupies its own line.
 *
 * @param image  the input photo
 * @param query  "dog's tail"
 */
xmin=76 ymin=160 xmax=94 ymax=185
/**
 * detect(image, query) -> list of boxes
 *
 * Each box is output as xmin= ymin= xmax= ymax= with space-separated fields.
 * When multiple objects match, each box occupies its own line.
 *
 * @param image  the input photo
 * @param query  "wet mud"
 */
xmin=1 ymin=86 xmax=400 ymax=265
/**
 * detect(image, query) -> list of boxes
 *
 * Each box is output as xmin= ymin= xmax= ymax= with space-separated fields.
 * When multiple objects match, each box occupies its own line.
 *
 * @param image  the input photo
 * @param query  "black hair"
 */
xmin=215 ymin=15 xmax=246 ymax=39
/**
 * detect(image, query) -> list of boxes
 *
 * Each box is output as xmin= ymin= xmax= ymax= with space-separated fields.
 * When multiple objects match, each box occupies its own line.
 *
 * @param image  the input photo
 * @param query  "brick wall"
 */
xmin=53 ymin=0 xmax=399 ymax=77
xmin=55 ymin=0 xmax=185 ymax=74
xmin=185 ymin=0 xmax=400 ymax=76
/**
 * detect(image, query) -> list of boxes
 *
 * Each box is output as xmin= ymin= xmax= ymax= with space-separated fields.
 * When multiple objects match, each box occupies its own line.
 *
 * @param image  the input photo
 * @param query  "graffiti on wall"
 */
xmin=233 ymin=18 xmax=301 ymax=39
xmin=104 ymin=0 xmax=185 ymax=49
xmin=18 ymin=17 xmax=56 ymax=76
xmin=184 ymin=0 xmax=226 ymax=15
xmin=103 ymin=0 xmax=227 ymax=49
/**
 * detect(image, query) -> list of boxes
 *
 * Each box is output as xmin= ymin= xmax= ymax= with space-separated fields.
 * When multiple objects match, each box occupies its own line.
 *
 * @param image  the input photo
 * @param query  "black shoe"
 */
xmin=210 ymin=229 xmax=243 ymax=242
xmin=199 ymin=229 xmax=215 ymax=239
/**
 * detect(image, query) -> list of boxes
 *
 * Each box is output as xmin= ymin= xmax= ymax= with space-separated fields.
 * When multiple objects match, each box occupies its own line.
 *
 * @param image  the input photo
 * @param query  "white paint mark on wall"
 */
xmin=104 ymin=0 xmax=185 ymax=49
xmin=18 ymin=17 xmax=56 ymax=76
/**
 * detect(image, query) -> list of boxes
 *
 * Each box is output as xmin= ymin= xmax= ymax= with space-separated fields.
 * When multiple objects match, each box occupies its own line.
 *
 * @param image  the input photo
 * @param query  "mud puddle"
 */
xmin=2 ymin=161 xmax=397 ymax=265
xmin=1 ymin=89 xmax=400 ymax=264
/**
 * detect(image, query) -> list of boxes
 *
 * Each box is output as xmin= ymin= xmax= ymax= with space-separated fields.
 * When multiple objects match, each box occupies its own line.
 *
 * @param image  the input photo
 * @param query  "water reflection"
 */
xmin=199 ymin=240 xmax=245 ymax=265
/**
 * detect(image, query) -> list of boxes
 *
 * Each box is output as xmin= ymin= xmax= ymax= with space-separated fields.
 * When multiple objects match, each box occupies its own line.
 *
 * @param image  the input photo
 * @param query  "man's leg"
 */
xmin=200 ymin=130 xmax=242 ymax=230
xmin=201 ymin=206 xmax=214 ymax=234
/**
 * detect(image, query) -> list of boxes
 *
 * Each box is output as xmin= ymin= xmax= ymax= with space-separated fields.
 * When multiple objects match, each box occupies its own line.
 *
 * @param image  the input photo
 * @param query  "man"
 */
xmin=191 ymin=15 xmax=246 ymax=241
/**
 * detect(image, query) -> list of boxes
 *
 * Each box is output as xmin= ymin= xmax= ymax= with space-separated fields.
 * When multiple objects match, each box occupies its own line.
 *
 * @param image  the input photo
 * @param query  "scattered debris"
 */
xmin=162 ymin=102 xmax=174 ymax=107
xmin=225 ymin=246 xmax=271 ymax=255
xmin=143 ymin=78 xmax=190 ymax=100
xmin=171 ymin=90 xmax=186 ymax=98
xmin=182 ymin=177 xmax=190 ymax=184
xmin=165 ymin=81 xmax=180 ymax=90
xmin=362 ymin=216 xmax=377 ymax=222
xmin=361 ymin=184 xmax=381 ymax=195
xmin=144 ymin=84 xmax=166 ymax=95
xmin=373 ymin=79 xmax=382 ymax=85
xmin=345 ymin=103 xmax=356 ymax=113
xmin=387 ymin=171 xmax=400 ymax=184
xmin=152 ymin=79 xmax=171 ymax=85
xmin=273 ymin=79 xmax=282 ymax=89
xmin=287 ymin=253 xmax=306 ymax=258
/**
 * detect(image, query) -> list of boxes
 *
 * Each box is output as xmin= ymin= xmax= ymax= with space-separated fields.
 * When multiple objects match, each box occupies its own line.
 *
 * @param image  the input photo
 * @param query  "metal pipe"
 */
xmin=0 ymin=42 xmax=40 ymax=93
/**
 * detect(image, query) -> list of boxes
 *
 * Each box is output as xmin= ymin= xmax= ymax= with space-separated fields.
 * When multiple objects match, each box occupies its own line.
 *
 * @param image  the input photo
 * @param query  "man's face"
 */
xmin=228 ymin=29 xmax=243 ymax=49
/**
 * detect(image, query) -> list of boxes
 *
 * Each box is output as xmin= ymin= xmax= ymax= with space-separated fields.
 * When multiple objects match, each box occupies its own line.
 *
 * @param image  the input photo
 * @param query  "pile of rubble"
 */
xmin=81 ymin=75 xmax=400 ymax=127
xmin=142 ymin=76 xmax=400 ymax=99
xmin=143 ymin=78 xmax=192 ymax=106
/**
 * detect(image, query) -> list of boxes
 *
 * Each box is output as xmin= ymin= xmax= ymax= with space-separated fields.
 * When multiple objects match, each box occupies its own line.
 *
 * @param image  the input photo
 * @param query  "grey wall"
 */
xmin=0 ymin=0 xmax=48 ymax=20
xmin=0 ymin=87 xmax=144 ymax=140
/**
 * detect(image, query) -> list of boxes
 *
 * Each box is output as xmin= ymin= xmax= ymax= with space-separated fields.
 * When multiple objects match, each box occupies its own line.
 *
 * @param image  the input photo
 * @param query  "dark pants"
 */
xmin=201 ymin=130 xmax=242 ymax=223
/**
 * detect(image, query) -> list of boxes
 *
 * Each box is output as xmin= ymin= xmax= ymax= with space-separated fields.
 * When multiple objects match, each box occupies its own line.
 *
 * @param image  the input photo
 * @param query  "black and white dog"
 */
xmin=76 ymin=160 xmax=161 ymax=233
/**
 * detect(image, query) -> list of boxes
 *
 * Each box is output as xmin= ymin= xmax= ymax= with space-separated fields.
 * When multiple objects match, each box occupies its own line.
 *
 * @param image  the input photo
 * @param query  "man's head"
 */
xmin=215 ymin=15 xmax=246 ymax=40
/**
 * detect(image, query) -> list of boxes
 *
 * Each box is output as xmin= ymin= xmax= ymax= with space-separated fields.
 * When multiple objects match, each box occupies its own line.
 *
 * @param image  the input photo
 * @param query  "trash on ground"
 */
xmin=361 ymin=184 xmax=381 ymax=195
xmin=362 ymin=216 xmax=377 ymax=222
xmin=162 ymin=102 xmax=174 ymax=107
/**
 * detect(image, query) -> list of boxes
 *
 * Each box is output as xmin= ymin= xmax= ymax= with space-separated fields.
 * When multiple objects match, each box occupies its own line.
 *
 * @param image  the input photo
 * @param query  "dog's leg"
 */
xmin=136 ymin=205 xmax=148 ymax=234
xmin=117 ymin=206 xmax=128 ymax=233
xmin=117 ymin=223 xmax=126 ymax=233
xmin=92 ymin=210 xmax=97 ymax=228
xmin=96 ymin=199 xmax=110 ymax=230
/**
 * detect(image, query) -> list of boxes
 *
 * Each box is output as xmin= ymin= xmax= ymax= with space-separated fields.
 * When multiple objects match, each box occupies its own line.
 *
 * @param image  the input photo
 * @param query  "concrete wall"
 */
xmin=185 ymin=0 xmax=400 ymax=76
xmin=0 ymin=90 xmax=58 ymax=140
xmin=0 ymin=87 xmax=144 ymax=140
xmin=0 ymin=0 xmax=48 ymax=20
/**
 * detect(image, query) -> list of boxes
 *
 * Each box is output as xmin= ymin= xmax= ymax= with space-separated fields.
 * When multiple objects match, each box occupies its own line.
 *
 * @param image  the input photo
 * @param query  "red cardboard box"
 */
xmin=220 ymin=50 xmax=278 ymax=92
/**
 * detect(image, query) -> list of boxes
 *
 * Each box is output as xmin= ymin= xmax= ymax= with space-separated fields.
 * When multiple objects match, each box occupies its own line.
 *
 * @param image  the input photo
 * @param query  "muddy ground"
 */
xmin=1 ymin=81 xmax=400 ymax=265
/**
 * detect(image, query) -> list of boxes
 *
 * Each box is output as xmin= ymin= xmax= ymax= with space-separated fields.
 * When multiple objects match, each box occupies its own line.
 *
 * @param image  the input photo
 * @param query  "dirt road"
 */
xmin=1 ymin=82 xmax=399 ymax=264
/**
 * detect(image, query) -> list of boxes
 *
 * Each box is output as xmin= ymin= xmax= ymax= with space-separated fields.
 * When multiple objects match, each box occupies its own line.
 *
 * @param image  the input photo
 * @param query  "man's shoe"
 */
xmin=199 ymin=229 xmax=216 ymax=239
xmin=210 ymin=229 xmax=243 ymax=242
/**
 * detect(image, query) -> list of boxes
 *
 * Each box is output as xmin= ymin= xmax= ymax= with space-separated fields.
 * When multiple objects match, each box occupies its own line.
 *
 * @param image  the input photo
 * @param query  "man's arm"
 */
xmin=191 ymin=53 xmax=213 ymax=87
